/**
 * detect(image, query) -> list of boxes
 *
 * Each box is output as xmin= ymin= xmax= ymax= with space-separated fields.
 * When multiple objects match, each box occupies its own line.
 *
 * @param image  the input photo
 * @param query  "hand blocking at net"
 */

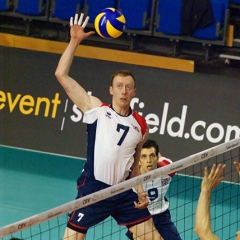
xmin=195 ymin=163 xmax=240 ymax=240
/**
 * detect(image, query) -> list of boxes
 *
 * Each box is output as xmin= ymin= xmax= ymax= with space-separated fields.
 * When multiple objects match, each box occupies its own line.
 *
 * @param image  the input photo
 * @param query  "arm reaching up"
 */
xmin=194 ymin=164 xmax=225 ymax=240
xmin=55 ymin=14 xmax=101 ymax=113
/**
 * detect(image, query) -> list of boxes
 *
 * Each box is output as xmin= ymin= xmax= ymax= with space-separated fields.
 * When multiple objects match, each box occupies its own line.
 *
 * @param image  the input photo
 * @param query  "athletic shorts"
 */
xmin=126 ymin=209 xmax=182 ymax=240
xmin=67 ymin=175 xmax=152 ymax=234
xmin=152 ymin=209 xmax=182 ymax=240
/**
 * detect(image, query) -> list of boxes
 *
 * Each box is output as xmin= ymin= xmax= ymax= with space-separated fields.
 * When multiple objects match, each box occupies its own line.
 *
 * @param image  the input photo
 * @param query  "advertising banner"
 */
xmin=1 ymin=46 xmax=240 ymax=164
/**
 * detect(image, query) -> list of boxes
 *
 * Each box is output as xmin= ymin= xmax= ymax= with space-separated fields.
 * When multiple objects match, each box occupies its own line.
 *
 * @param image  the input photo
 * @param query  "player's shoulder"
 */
xmin=131 ymin=109 xmax=147 ymax=136
xmin=132 ymin=109 xmax=147 ymax=125
xmin=158 ymin=157 xmax=175 ymax=177
xmin=100 ymin=102 xmax=110 ymax=107
xmin=158 ymin=157 xmax=173 ymax=165
xmin=84 ymin=102 xmax=109 ymax=118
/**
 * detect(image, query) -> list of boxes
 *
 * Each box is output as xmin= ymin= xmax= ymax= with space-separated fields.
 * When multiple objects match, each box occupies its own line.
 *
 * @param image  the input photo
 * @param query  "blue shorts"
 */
xmin=126 ymin=209 xmax=182 ymax=240
xmin=67 ymin=175 xmax=152 ymax=234
xmin=152 ymin=209 xmax=182 ymax=240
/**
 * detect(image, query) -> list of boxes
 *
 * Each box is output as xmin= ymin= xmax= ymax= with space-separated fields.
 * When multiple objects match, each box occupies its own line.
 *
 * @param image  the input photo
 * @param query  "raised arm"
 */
xmin=55 ymin=14 xmax=102 ymax=113
xmin=194 ymin=164 xmax=225 ymax=240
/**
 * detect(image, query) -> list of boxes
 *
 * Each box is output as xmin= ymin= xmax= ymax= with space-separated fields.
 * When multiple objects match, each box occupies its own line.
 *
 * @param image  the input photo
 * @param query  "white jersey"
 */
xmin=82 ymin=103 xmax=147 ymax=185
xmin=142 ymin=157 xmax=173 ymax=215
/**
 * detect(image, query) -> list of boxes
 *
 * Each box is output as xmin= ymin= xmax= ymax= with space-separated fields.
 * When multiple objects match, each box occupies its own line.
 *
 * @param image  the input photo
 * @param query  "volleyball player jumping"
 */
xmin=55 ymin=14 xmax=163 ymax=240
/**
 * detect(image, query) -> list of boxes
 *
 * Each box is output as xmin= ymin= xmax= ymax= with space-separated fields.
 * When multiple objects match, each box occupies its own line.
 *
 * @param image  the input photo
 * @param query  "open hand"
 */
xmin=201 ymin=164 xmax=225 ymax=192
xmin=69 ymin=14 xmax=95 ymax=42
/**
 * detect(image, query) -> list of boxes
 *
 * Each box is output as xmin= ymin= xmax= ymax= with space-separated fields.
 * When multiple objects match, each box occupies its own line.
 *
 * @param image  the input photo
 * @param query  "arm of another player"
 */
xmin=131 ymin=127 xmax=149 ymax=209
xmin=232 ymin=162 xmax=240 ymax=239
xmin=55 ymin=14 xmax=101 ymax=113
xmin=234 ymin=161 xmax=240 ymax=176
xmin=194 ymin=164 xmax=225 ymax=240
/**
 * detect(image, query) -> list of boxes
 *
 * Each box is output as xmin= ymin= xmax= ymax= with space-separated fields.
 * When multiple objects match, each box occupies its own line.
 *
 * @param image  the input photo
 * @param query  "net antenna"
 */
xmin=1 ymin=137 xmax=240 ymax=238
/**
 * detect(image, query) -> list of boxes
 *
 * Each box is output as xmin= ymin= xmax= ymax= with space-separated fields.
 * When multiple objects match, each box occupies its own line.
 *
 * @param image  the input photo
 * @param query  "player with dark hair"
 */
xmin=55 ymin=13 xmax=163 ymax=240
xmin=126 ymin=139 xmax=181 ymax=240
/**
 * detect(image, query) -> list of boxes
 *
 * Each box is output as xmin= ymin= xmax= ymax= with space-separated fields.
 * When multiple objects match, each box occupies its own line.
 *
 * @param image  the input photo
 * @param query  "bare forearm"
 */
xmin=130 ymin=167 xmax=145 ymax=194
xmin=130 ymin=147 xmax=144 ymax=192
xmin=195 ymin=190 xmax=219 ymax=240
xmin=195 ymin=190 xmax=211 ymax=231
xmin=55 ymin=39 xmax=80 ymax=78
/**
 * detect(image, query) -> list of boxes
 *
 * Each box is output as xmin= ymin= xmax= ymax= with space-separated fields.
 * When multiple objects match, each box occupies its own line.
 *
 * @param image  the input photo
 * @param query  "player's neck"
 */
xmin=111 ymin=104 xmax=131 ymax=116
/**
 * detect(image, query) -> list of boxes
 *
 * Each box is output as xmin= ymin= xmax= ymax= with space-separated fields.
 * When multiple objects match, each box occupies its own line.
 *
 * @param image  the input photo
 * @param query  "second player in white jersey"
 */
xmin=144 ymin=157 xmax=173 ymax=215
xmin=127 ymin=140 xmax=182 ymax=240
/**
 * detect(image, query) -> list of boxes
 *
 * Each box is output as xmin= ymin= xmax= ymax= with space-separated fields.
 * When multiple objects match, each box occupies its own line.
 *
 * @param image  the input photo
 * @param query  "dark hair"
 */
xmin=142 ymin=139 xmax=160 ymax=155
xmin=110 ymin=70 xmax=136 ymax=88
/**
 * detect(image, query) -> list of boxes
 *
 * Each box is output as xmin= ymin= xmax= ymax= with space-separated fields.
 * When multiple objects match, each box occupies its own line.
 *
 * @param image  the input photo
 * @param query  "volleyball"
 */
xmin=94 ymin=8 xmax=126 ymax=39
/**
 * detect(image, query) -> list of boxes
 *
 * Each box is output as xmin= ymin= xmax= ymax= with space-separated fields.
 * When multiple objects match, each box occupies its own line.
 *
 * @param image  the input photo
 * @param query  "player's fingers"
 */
xmin=219 ymin=164 xmax=226 ymax=174
xmin=134 ymin=198 xmax=148 ymax=209
xmin=134 ymin=201 xmax=144 ymax=209
xmin=234 ymin=162 xmax=240 ymax=173
xmin=78 ymin=13 xmax=84 ymax=26
xmin=204 ymin=166 xmax=208 ymax=178
xmin=82 ymin=16 xmax=90 ymax=28
xmin=85 ymin=31 xmax=95 ymax=37
xmin=215 ymin=164 xmax=225 ymax=178
xmin=208 ymin=164 xmax=216 ymax=178
xmin=70 ymin=17 xmax=73 ymax=26
xmin=74 ymin=14 xmax=78 ymax=25
xmin=136 ymin=202 xmax=148 ymax=209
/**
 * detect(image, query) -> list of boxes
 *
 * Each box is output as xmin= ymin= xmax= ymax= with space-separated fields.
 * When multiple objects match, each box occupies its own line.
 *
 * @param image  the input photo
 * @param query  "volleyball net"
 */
xmin=1 ymin=137 xmax=240 ymax=240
